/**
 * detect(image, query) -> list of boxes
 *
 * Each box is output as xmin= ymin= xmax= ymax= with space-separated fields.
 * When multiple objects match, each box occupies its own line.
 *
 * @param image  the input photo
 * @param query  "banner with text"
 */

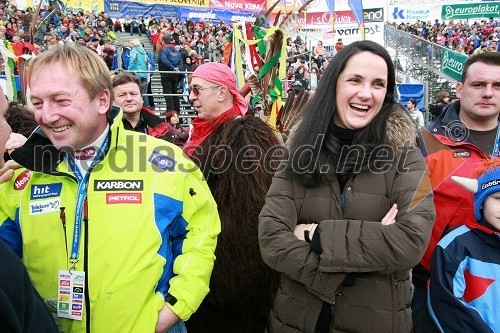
xmin=209 ymin=0 xmax=267 ymax=12
xmin=105 ymin=0 xmax=256 ymax=21
xmin=269 ymin=7 xmax=383 ymax=27
xmin=441 ymin=49 xmax=468 ymax=81
xmin=267 ymin=0 xmax=381 ymax=14
xmin=25 ymin=0 xmax=103 ymax=13
xmin=105 ymin=0 xmax=178 ymax=18
xmin=320 ymin=22 xmax=384 ymax=44
xmin=441 ymin=2 xmax=500 ymax=20
xmin=178 ymin=6 xmax=257 ymax=22
xmin=389 ymin=0 xmax=475 ymax=5
xmin=388 ymin=0 xmax=486 ymax=23
xmin=135 ymin=0 xmax=209 ymax=8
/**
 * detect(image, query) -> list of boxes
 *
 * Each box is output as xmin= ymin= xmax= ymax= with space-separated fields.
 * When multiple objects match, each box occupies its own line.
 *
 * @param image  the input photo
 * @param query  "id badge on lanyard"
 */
xmin=57 ymin=270 xmax=86 ymax=320
xmin=56 ymin=136 xmax=109 ymax=321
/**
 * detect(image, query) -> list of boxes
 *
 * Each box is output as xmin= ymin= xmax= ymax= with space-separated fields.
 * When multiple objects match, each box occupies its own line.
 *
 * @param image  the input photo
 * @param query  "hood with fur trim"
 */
xmin=386 ymin=105 xmax=419 ymax=149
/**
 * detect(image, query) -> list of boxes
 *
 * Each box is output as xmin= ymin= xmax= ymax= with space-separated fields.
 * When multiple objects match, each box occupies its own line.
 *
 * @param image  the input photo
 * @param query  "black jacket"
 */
xmin=0 ymin=241 xmax=58 ymax=333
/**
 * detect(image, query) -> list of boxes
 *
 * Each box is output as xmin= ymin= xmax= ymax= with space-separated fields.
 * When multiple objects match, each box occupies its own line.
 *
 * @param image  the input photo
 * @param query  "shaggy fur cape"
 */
xmin=186 ymin=116 xmax=281 ymax=333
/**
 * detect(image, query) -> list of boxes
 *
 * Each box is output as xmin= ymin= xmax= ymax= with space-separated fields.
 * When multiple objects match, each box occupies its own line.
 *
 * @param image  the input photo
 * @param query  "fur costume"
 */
xmin=186 ymin=116 xmax=281 ymax=333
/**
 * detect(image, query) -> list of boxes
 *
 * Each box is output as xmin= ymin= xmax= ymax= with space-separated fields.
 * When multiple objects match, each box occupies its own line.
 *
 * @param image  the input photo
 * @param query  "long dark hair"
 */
xmin=288 ymin=40 xmax=397 ymax=187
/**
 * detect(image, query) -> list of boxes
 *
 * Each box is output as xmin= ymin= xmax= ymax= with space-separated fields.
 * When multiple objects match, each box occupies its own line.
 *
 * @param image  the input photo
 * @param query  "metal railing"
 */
xmin=384 ymin=25 xmax=464 ymax=123
xmin=384 ymin=25 xmax=461 ymax=84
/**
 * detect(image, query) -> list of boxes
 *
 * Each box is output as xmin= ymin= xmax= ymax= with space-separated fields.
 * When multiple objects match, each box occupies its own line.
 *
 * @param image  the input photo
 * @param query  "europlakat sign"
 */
xmin=441 ymin=2 xmax=500 ymax=20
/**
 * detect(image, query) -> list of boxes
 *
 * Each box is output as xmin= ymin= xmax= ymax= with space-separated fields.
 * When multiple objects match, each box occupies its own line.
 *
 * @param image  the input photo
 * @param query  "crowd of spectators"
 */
xmin=284 ymin=36 xmax=335 ymax=92
xmin=0 ymin=0 xmax=336 ymax=100
xmin=0 ymin=0 xmax=237 ymax=74
xmin=114 ymin=15 xmax=234 ymax=65
xmin=392 ymin=17 xmax=500 ymax=56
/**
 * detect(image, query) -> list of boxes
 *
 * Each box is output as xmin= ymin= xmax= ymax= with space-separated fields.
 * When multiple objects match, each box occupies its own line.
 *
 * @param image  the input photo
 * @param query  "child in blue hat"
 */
xmin=428 ymin=158 xmax=500 ymax=332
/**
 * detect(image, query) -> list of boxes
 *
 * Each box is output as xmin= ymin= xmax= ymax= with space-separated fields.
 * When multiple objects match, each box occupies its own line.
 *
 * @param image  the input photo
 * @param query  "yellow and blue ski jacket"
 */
xmin=0 ymin=108 xmax=220 ymax=332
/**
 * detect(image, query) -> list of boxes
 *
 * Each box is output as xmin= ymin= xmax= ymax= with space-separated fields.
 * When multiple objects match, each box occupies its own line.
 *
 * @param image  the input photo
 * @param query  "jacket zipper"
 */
xmin=84 ymin=199 xmax=90 ymax=333
xmin=60 ymin=207 xmax=68 ymax=267
xmin=391 ymin=274 xmax=398 ymax=331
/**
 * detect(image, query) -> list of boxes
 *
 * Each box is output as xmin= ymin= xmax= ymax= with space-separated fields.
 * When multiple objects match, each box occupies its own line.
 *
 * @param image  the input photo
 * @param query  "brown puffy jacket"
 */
xmin=259 ymin=108 xmax=435 ymax=333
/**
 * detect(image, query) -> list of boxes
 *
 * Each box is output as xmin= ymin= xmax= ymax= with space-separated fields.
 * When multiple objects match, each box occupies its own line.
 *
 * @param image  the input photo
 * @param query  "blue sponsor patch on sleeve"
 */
xmin=30 ymin=183 xmax=63 ymax=200
xmin=148 ymin=152 xmax=176 ymax=171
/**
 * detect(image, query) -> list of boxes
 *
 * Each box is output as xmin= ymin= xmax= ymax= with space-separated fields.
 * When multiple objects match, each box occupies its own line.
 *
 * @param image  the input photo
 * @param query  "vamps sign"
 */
xmin=336 ymin=24 xmax=382 ymax=36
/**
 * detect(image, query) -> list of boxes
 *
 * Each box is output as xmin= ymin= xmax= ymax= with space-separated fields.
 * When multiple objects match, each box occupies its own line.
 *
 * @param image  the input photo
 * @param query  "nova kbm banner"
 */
xmin=209 ymin=0 xmax=267 ymax=12
xmin=178 ymin=6 xmax=256 ymax=22
xmin=441 ymin=2 xmax=500 ymax=20
xmin=441 ymin=49 xmax=468 ymax=82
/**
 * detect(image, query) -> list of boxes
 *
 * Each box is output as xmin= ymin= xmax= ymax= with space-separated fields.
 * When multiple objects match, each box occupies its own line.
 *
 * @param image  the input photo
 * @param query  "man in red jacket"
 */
xmin=112 ymin=72 xmax=171 ymax=141
xmin=414 ymin=51 xmax=500 ymax=333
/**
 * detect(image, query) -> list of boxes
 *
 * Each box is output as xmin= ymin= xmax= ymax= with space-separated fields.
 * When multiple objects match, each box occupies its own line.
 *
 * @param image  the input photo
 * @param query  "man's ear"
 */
xmin=455 ymin=81 xmax=463 ymax=99
xmin=97 ymin=89 xmax=111 ymax=115
xmin=217 ymin=86 xmax=229 ymax=102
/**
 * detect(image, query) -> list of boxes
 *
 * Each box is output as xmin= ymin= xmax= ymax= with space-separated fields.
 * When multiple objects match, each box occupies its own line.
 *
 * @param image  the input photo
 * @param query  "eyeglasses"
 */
xmin=188 ymin=85 xmax=220 ymax=96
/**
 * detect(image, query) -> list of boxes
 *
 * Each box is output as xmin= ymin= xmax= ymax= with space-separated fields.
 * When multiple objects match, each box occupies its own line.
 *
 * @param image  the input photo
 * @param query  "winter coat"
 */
xmin=129 ymin=45 xmax=149 ymax=79
xmin=0 ymin=108 xmax=220 ymax=332
xmin=414 ymin=101 xmax=492 ymax=286
xmin=428 ymin=224 xmax=500 ymax=333
xmin=166 ymin=122 xmax=188 ymax=147
xmin=159 ymin=44 xmax=183 ymax=71
xmin=259 ymin=108 xmax=435 ymax=333
xmin=0 ymin=241 xmax=58 ymax=333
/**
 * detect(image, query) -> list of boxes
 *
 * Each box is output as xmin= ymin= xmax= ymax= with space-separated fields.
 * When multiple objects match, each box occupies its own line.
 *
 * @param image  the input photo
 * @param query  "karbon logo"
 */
xmin=94 ymin=180 xmax=144 ymax=191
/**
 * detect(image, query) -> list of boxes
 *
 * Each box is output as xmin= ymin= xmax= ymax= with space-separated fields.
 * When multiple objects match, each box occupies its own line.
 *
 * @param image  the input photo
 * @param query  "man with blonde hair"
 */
xmin=0 ymin=44 xmax=220 ymax=333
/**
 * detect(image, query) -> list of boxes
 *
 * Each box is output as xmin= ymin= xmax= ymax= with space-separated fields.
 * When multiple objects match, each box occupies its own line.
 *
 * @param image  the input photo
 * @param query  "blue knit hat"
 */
xmin=474 ymin=168 xmax=500 ymax=221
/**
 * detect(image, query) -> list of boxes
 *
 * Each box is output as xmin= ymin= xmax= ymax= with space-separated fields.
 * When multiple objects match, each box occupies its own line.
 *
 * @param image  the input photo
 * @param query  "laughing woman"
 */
xmin=258 ymin=40 xmax=435 ymax=333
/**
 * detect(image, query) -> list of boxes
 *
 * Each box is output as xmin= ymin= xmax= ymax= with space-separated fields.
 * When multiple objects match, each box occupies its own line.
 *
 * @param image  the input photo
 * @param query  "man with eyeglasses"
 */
xmin=184 ymin=62 xmax=282 ymax=333
xmin=183 ymin=62 xmax=248 ymax=155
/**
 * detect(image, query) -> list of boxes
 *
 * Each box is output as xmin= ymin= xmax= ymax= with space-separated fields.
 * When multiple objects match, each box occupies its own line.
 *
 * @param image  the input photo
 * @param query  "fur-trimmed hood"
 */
xmin=386 ymin=105 xmax=419 ymax=149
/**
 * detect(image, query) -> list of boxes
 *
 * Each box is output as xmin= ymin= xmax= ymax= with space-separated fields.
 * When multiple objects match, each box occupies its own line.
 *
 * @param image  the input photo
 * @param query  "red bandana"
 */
xmin=72 ymin=147 xmax=96 ymax=160
xmin=184 ymin=105 xmax=240 ymax=156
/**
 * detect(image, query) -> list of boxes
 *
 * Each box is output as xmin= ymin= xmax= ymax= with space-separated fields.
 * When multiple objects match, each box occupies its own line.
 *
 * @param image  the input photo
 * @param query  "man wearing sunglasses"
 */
xmin=183 ymin=62 xmax=282 ymax=333
xmin=183 ymin=62 xmax=248 ymax=155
